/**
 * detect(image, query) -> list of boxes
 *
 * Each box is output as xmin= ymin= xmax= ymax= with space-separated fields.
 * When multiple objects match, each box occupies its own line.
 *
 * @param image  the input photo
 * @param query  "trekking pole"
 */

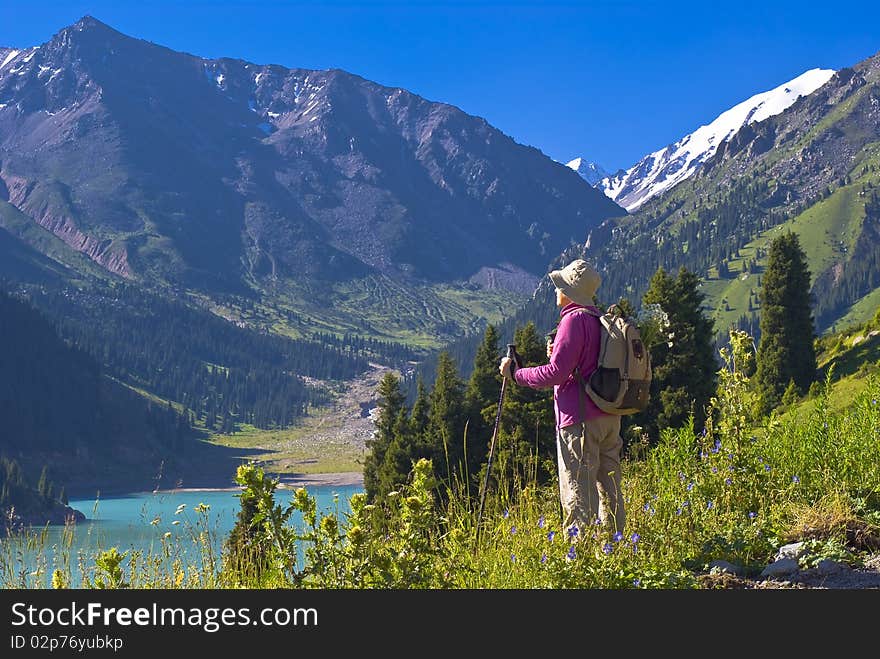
xmin=475 ymin=343 xmax=519 ymax=551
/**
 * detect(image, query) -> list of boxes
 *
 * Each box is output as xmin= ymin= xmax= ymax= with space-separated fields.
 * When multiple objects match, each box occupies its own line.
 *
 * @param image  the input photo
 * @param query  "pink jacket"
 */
xmin=513 ymin=302 xmax=606 ymax=430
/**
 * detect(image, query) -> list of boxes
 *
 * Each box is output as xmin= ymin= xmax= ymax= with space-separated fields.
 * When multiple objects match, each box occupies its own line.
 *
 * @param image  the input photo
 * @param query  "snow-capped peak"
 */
xmin=601 ymin=67 xmax=836 ymax=212
xmin=565 ymin=158 xmax=610 ymax=187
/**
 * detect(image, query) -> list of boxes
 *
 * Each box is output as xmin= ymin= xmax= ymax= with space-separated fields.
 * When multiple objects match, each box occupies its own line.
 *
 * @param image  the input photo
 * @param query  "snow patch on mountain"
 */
xmin=602 ymin=68 xmax=836 ymax=212
xmin=565 ymin=158 xmax=610 ymax=186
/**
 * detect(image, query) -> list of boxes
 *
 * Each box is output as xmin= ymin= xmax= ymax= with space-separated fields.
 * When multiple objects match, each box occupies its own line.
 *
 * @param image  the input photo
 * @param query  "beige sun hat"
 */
xmin=548 ymin=259 xmax=601 ymax=306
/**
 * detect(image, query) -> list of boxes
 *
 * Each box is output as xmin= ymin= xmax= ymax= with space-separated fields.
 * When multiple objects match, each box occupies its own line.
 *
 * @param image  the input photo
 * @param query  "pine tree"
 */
xmin=464 ymin=324 xmax=502 ymax=478
xmin=755 ymin=231 xmax=817 ymax=413
xmin=498 ymin=322 xmax=555 ymax=487
xmin=425 ymin=351 xmax=467 ymax=497
xmin=363 ymin=371 xmax=407 ymax=502
xmin=636 ymin=266 xmax=717 ymax=442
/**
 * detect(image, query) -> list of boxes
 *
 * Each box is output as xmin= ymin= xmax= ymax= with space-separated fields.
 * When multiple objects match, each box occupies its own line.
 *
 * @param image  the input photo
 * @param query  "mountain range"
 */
xmin=3 ymin=16 xmax=880 ymax=393
xmin=568 ymin=68 xmax=836 ymax=211
xmin=0 ymin=16 xmax=622 ymax=348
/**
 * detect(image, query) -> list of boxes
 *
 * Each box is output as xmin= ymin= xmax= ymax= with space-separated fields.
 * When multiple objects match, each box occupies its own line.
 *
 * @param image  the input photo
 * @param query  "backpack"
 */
xmin=573 ymin=305 xmax=652 ymax=415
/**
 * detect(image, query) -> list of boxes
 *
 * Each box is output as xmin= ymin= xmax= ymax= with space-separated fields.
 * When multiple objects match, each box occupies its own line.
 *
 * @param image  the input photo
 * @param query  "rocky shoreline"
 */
xmin=2 ymin=502 xmax=86 ymax=537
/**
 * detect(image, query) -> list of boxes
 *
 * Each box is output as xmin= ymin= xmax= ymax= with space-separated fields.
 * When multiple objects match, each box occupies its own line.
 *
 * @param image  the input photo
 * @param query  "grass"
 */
xmin=207 ymin=419 xmax=365 ymax=476
xmin=186 ymin=273 xmax=528 ymax=350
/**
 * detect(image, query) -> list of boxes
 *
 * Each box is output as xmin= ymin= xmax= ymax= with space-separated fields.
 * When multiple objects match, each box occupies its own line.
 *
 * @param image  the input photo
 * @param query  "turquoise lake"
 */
xmin=0 ymin=484 xmax=362 ymax=588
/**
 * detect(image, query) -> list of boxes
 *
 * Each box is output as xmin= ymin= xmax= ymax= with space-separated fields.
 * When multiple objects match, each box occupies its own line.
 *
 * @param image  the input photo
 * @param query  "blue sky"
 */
xmin=3 ymin=1 xmax=879 ymax=171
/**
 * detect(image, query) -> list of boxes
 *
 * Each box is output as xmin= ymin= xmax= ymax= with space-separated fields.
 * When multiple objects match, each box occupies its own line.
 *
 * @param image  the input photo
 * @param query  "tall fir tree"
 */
xmin=755 ymin=231 xmax=817 ymax=413
xmin=363 ymin=371 xmax=407 ymax=502
xmin=425 ymin=351 xmax=468 ymax=497
xmin=464 ymin=324 xmax=502 ymax=479
xmin=498 ymin=322 xmax=555 ymax=487
xmin=635 ymin=266 xmax=717 ymax=443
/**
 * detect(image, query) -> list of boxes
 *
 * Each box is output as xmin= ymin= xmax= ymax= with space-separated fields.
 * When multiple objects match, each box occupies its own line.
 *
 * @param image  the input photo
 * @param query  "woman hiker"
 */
xmin=499 ymin=258 xmax=625 ymax=537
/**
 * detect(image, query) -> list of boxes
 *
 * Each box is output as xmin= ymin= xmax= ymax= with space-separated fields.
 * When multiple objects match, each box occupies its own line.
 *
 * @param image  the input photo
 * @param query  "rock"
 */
xmin=761 ymin=558 xmax=800 ymax=578
xmin=709 ymin=560 xmax=745 ymax=576
xmin=776 ymin=541 xmax=806 ymax=560
xmin=817 ymin=559 xmax=850 ymax=576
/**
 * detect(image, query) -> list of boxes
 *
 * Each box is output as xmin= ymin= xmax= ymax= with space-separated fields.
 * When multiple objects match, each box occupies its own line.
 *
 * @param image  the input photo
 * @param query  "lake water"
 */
xmin=0 ymin=483 xmax=362 ymax=588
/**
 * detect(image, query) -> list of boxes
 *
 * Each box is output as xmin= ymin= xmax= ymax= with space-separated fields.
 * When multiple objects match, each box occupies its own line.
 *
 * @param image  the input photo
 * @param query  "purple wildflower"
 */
xmin=613 ymin=531 xmax=623 ymax=542
xmin=547 ymin=531 xmax=556 ymax=542
xmin=725 ymin=478 xmax=732 ymax=485
xmin=541 ymin=553 xmax=547 ymax=564
xmin=707 ymin=500 xmax=714 ymax=510
xmin=602 ymin=543 xmax=613 ymax=555
xmin=510 ymin=526 xmax=517 ymax=535
xmin=792 ymin=475 xmax=800 ymax=483
xmin=567 ymin=546 xmax=576 ymax=560
xmin=748 ymin=511 xmax=757 ymax=519
xmin=630 ymin=533 xmax=640 ymax=544
xmin=538 ymin=515 xmax=545 ymax=528
xmin=568 ymin=525 xmax=580 ymax=539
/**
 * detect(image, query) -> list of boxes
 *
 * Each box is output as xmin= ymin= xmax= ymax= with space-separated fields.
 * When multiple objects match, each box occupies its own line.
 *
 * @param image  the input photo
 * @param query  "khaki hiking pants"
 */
xmin=556 ymin=415 xmax=625 ymax=536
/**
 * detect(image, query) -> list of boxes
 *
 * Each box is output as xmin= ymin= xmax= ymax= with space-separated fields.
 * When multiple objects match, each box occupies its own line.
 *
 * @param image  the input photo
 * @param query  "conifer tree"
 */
xmin=755 ymin=231 xmax=817 ymax=413
xmin=636 ymin=266 xmax=717 ymax=442
xmin=363 ymin=371 xmax=407 ymax=502
xmin=425 ymin=351 xmax=467 ymax=496
xmin=464 ymin=324 xmax=502 ymax=477
xmin=409 ymin=375 xmax=430 ymax=440
xmin=498 ymin=322 xmax=555 ymax=486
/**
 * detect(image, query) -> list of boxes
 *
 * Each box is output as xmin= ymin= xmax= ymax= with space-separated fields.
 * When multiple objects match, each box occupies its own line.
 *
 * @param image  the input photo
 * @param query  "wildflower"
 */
xmin=567 ymin=546 xmax=577 ymax=560
xmin=687 ymin=482 xmax=694 ymax=491
xmin=725 ymin=478 xmax=732 ymax=486
xmin=541 ymin=553 xmax=547 ymax=564
xmin=568 ymin=525 xmax=580 ymax=539
xmin=713 ymin=439 xmax=722 ymax=452
xmin=643 ymin=502 xmax=651 ymax=512
xmin=711 ymin=466 xmax=718 ymax=474
xmin=700 ymin=451 xmax=708 ymax=459
xmin=678 ymin=472 xmax=686 ymax=481
xmin=676 ymin=507 xmax=683 ymax=516
xmin=547 ymin=531 xmax=556 ymax=542
xmin=613 ymin=531 xmax=623 ymax=542
xmin=510 ymin=526 xmax=517 ymax=535
xmin=511 ymin=554 xmax=516 ymax=563
xmin=602 ymin=543 xmax=613 ymax=555
xmin=748 ymin=511 xmax=757 ymax=519
xmin=792 ymin=475 xmax=800 ymax=483
xmin=163 ymin=532 xmax=172 ymax=539
xmin=538 ymin=515 xmax=545 ymax=528
xmin=633 ymin=578 xmax=641 ymax=587
xmin=707 ymin=500 xmax=714 ymax=510
xmin=630 ymin=533 xmax=640 ymax=544
xmin=172 ymin=520 xmax=180 ymax=526
xmin=502 ymin=509 xmax=509 ymax=518
xmin=175 ymin=504 xmax=186 ymax=515
xmin=764 ymin=464 xmax=771 ymax=472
